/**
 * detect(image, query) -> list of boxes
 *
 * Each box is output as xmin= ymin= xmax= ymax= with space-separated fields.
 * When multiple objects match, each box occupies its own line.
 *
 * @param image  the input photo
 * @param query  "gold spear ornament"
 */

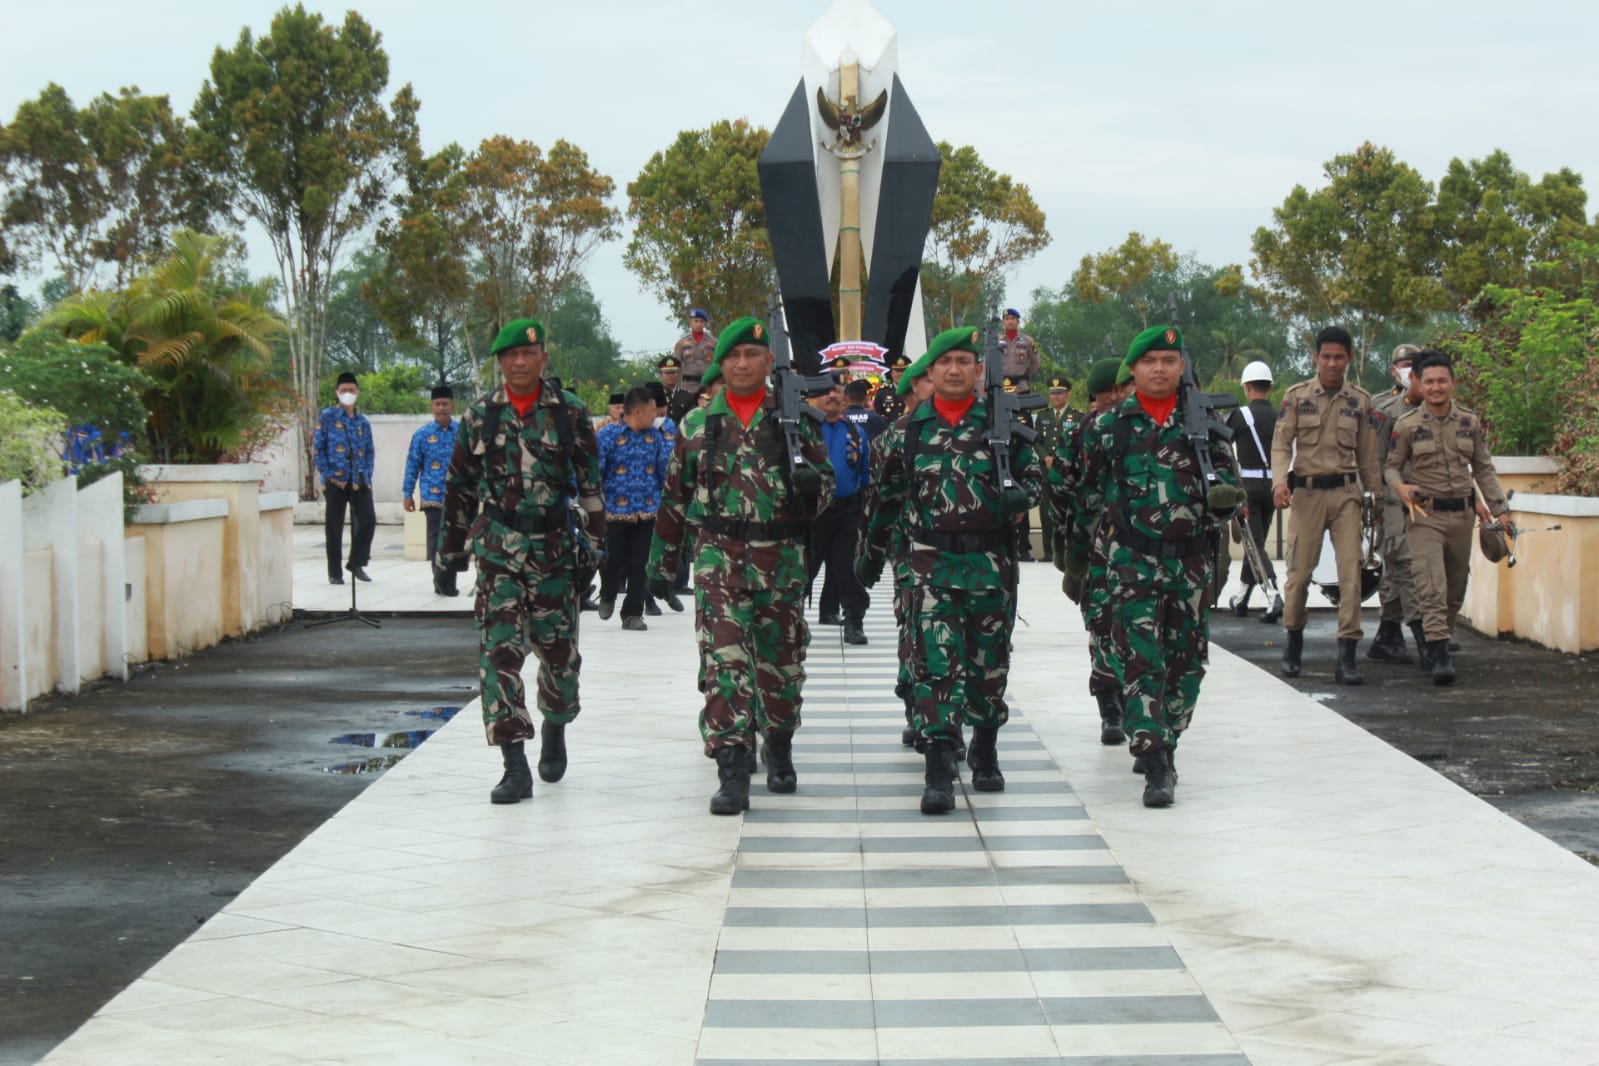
xmin=817 ymin=56 xmax=887 ymax=342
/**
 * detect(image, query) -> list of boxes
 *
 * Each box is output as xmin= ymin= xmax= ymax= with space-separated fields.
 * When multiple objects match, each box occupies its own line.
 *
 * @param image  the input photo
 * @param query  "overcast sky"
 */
xmin=5 ymin=0 xmax=1597 ymax=358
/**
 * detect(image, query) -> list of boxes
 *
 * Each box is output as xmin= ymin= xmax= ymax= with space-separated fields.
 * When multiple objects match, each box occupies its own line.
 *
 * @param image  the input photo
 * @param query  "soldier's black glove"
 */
xmin=1051 ymin=537 xmax=1068 ymax=573
xmin=856 ymin=552 xmax=885 ymax=590
xmin=647 ymin=575 xmax=673 ymax=600
xmin=998 ymin=487 xmax=1032 ymax=518
xmin=1062 ymin=553 xmax=1089 ymax=604
xmin=438 ymin=553 xmax=470 ymax=574
xmin=791 ymin=464 xmax=822 ymax=497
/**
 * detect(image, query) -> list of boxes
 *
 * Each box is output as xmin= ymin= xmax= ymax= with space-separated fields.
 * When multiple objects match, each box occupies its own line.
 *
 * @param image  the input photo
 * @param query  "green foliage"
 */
xmin=625 ymin=120 xmax=773 ymax=329
xmin=326 ymin=247 xmax=404 ymax=374
xmin=1 ymin=283 xmax=35 ymax=342
xmin=1072 ymin=232 xmax=1179 ymax=328
xmin=317 ymin=363 xmax=432 ymax=414
xmin=1551 ymin=357 xmax=1599 ymax=497
xmin=0 ymin=389 xmax=67 ymax=492
xmin=545 ymin=276 xmax=626 ymax=386
xmin=922 ymin=142 xmax=1050 ymax=332
xmin=0 ymin=331 xmax=152 ymax=436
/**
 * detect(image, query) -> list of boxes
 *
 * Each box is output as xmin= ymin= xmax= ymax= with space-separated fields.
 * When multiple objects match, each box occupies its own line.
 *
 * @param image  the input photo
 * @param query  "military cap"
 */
xmin=896 ymin=325 xmax=981 ymax=396
xmin=1003 ymin=377 xmax=1017 ymax=393
xmin=491 ymin=318 xmax=546 ymax=355
xmin=690 ymin=308 xmax=708 ymax=321
xmin=1003 ymin=308 xmax=1021 ymax=319
xmin=701 ymin=316 xmax=769 ymax=386
xmin=431 ymin=384 xmax=453 ymax=400
xmin=828 ymin=355 xmax=852 ymax=372
xmin=608 ymin=392 xmax=625 ymax=405
xmin=658 ymin=354 xmax=682 ymax=370
xmin=888 ymin=353 xmax=912 ymax=371
xmin=1085 ymin=357 xmax=1123 ymax=396
xmin=1047 ymin=374 xmax=1071 ymax=393
xmin=1123 ymin=324 xmax=1182 ymax=370
xmin=335 ymin=371 xmax=359 ymax=387
xmin=1391 ymin=343 xmax=1421 ymax=365
xmin=1116 ymin=364 xmax=1133 ymax=387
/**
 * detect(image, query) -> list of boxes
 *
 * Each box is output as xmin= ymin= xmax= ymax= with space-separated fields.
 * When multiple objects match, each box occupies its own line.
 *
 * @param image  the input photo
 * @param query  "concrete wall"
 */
xmin=124 ymin=536 xmax=148 ymax=665
xmin=0 ymin=481 xmax=25 ymax=708
xmin=129 ymin=499 xmax=228 ymax=662
xmin=259 ymin=491 xmax=296 ymax=625
xmin=143 ymin=465 xmax=264 ymax=638
xmin=262 ymin=414 xmax=445 ymax=510
xmin=1458 ymin=492 xmax=1599 ymax=653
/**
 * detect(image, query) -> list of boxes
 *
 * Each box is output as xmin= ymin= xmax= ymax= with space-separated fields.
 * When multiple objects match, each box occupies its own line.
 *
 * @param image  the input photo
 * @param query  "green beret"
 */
xmin=491 ymin=318 xmax=546 ymax=356
xmin=895 ymin=325 xmax=982 ymax=395
xmin=1116 ymin=364 xmax=1133 ymax=386
xmin=1085 ymin=357 xmax=1123 ymax=396
xmin=702 ymin=315 xmax=769 ymax=386
xmin=1124 ymin=324 xmax=1182 ymax=370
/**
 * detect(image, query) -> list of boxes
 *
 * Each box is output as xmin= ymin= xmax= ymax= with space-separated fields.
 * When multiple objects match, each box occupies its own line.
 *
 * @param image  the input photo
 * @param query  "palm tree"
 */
xmin=1208 ymin=324 xmax=1271 ymax=381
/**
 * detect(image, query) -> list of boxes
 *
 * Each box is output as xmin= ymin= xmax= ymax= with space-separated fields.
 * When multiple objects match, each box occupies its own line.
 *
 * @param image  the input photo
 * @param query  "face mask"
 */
xmin=1396 ymin=367 xmax=1412 ymax=388
xmin=653 ymin=416 xmax=666 ymax=428
xmin=338 ymin=391 xmax=357 ymax=406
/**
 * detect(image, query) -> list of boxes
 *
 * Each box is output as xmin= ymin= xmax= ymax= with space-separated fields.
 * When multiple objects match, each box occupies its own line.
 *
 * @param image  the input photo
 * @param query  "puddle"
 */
xmin=322 ymin=755 xmax=406 ymax=775
xmin=329 ymin=729 xmax=435 ymax=749
xmin=405 ymin=706 xmax=461 ymax=722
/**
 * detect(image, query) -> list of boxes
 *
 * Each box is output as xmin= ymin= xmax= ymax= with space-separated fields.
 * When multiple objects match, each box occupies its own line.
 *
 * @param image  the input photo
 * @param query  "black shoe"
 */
xmin=710 ymin=746 xmax=751 ymax=815
xmin=597 ymin=598 xmax=615 ymax=621
xmin=433 ymin=570 xmax=459 ymax=597
xmin=665 ymin=590 xmax=684 ymax=612
xmin=490 ymin=741 xmax=533 ymax=804
xmin=920 ymin=739 xmax=958 ymax=815
xmin=1408 ymin=621 xmax=1431 ymax=672
xmin=762 ymin=730 xmax=797 ymax=793
xmin=901 ymin=725 xmax=918 ymax=747
xmin=329 ymin=575 xmax=345 ymax=586
xmin=537 ymin=723 xmax=567 ymax=783
xmin=1095 ymin=691 xmax=1126 ymax=745
xmin=843 ymin=616 xmax=868 ymax=645
xmin=349 ymin=566 xmax=372 ymax=582
xmin=580 ymin=597 xmax=600 ymax=613
xmin=1230 ymin=586 xmax=1252 ymax=617
xmin=1141 ymin=747 xmax=1177 ymax=808
xmin=1260 ymin=594 xmax=1283 ymax=624
xmin=1429 ymin=640 xmax=1456 ymax=686
xmin=645 ymin=601 xmax=662 ymax=617
xmin=621 ymin=615 xmax=648 ymax=631
xmin=1366 ymin=620 xmax=1414 ymax=664
xmin=1281 ymin=628 xmax=1304 ymax=678
xmin=966 ymin=725 xmax=1004 ymax=792
xmin=1335 ymin=638 xmax=1364 ymax=685
xmin=1448 ymin=638 xmax=1461 ymax=652
xmin=818 ymin=608 xmax=843 ymax=626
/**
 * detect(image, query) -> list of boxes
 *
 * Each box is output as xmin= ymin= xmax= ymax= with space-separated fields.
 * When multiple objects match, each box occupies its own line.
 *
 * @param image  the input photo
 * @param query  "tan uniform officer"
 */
xmin=1386 ymin=350 xmax=1508 ymax=686
xmin=998 ymin=308 xmax=1042 ymax=393
xmin=1368 ymin=343 xmax=1423 ymax=664
xmin=667 ymin=308 xmax=718 ymax=421
xmin=1271 ymin=325 xmax=1383 ymax=684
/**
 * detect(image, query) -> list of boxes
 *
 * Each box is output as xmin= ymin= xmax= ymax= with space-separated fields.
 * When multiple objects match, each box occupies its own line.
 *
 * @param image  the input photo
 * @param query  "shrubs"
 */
xmin=0 ymin=390 xmax=67 ymax=492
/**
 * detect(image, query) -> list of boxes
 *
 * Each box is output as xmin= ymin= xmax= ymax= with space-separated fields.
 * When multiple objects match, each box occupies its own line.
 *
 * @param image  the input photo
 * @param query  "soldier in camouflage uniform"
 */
xmin=648 ymin=317 xmax=834 ymax=815
xmin=1067 ymin=326 xmax=1244 ymax=808
xmin=1047 ymin=357 xmax=1130 ymax=746
xmin=1035 ymin=374 xmax=1075 ymax=555
xmin=859 ymin=326 xmax=1040 ymax=815
xmin=438 ymin=318 xmax=605 ymax=805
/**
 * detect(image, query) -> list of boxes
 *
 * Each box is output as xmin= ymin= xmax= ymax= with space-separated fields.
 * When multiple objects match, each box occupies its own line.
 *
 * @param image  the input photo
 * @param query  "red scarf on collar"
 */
xmin=726 ymin=387 xmax=766 ymax=428
xmin=1136 ymin=390 xmax=1178 ymax=426
xmin=506 ymin=383 xmax=541 ymax=418
xmin=933 ymin=394 xmax=976 ymax=426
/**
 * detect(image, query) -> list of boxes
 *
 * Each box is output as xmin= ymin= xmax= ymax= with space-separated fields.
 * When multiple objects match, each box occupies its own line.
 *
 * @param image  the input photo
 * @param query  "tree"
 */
xmin=0 ymin=84 xmax=219 ymax=291
xmin=625 ymin=119 xmax=773 ymax=330
xmin=1434 ymin=149 xmax=1596 ymax=307
xmin=1250 ymin=142 xmax=1445 ymax=379
xmin=921 ymin=142 xmax=1050 ymax=332
xmin=543 ymin=276 xmax=626 ymax=386
xmin=1 ymin=283 xmax=34 ymax=342
xmin=1071 ymin=232 xmax=1180 ymax=328
xmin=462 ymin=135 xmax=619 ymax=330
xmin=325 ymin=248 xmax=400 ymax=375
xmin=191 ymin=5 xmax=419 ymax=495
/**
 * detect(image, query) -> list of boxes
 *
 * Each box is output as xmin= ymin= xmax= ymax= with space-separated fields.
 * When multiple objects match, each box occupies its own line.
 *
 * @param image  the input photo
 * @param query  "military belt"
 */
xmin=482 ymin=503 xmax=566 ymax=534
xmin=1238 ymin=467 xmax=1272 ymax=479
xmin=912 ymin=527 xmax=1013 ymax=553
xmin=1106 ymin=523 xmax=1211 ymax=560
xmin=1423 ymin=495 xmax=1475 ymax=512
xmin=1289 ymin=473 xmax=1355 ymax=490
xmin=701 ymin=515 xmax=804 ymax=541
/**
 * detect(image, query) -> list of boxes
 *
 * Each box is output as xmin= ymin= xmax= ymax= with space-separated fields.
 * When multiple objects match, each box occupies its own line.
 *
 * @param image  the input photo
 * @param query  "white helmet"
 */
xmin=1241 ymin=360 xmax=1273 ymax=385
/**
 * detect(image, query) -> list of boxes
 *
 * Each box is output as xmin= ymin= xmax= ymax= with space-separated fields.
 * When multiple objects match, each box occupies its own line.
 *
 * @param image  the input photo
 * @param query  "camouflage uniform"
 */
xmin=1071 ymin=396 xmax=1239 ymax=754
xmin=861 ymin=398 xmax=1040 ymax=740
xmin=649 ymin=391 xmax=834 ymax=756
xmin=1047 ymin=419 xmax=1117 ymax=701
xmin=438 ymin=383 xmax=604 ymax=745
xmin=1035 ymin=398 xmax=1076 ymax=550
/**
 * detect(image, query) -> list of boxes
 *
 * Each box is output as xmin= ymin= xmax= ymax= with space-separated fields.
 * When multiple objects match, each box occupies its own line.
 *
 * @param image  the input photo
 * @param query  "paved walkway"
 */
xmin=43 ymin=559 xmax=1599 ymax=1064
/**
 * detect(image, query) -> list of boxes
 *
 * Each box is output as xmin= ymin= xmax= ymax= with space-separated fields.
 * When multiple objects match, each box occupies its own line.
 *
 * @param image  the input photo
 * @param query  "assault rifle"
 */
xmin=1167 ymin=293 xmax=1239 ymax=489
xmin=766 ymin=294 xmax=834 ymax=495
xmin=982 ymin=307 xmax=1047 ymax=494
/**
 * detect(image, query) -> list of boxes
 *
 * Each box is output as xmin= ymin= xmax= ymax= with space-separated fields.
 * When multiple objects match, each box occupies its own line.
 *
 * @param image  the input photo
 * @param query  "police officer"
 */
xmin=860 ymin=326 xmax=1040 ymax=815
xmin=667 ymin=309 xmax=718 ymax=423
xmin=1368 ymin=343 xmax=1423 ymax=663
xmin=998 ymin=308 xmax=1042 ymax=394
xmin=402 ymin=384 xmax=459 ymax=597
xmin=1386 ymin=351 xmax=1510 ymax=685
xmin=1225 ymin=361 xmax=1279 ymax=620
xmin=873 ymin=352 xmax=913 ymax=422
xmin=1271 ymin=326 xmax=1383 ymax=684
xmin=437 ymin=319 xmax=605 ymax=804
xmin=648 ymin=317 xmax=835 ymax=814
xmin=1035 ymin=374 xmax=1075 ymax=558
xmin=1067 ymin=326 xmax=1245 ymax=807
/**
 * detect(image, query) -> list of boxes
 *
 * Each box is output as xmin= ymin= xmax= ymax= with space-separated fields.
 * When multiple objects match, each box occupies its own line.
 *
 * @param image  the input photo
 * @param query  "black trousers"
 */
xmin=601 ymin=519 xmax=655 ymax=618
xmin=807 ymin=496 xmax=868 ymax=619
xmin=324 ymin=482 xmax=376 ymax=578
xmin=1239 ymin=478 xmax=1277 ymax=587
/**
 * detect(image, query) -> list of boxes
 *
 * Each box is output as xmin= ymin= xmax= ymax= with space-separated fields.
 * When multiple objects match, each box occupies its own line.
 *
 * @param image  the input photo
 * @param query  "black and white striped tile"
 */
xmin=694 ymin=611 xmax=1251 ymax=1065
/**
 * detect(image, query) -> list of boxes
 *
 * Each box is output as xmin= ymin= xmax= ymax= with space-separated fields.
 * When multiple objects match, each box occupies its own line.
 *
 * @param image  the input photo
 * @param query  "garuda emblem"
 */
xmin=817 ymin=86 xmax=888 ymax=160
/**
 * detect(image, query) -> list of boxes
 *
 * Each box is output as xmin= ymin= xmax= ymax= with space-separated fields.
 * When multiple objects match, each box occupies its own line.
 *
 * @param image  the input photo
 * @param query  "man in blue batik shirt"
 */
xmin=809 ymin=378 xmax=872 ymax=644
xmin=404 ymin=384 xmax=460 ymax=596
xmin=596 ymin=387 xmax=676 ymax=630
xmin=314 ymin=371 xmax=377 ymax=584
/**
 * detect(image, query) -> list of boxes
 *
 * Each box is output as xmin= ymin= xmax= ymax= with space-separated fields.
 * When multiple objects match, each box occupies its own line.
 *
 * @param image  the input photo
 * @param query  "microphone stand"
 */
xmin=308 ymin=485 xmax=381 ymax=630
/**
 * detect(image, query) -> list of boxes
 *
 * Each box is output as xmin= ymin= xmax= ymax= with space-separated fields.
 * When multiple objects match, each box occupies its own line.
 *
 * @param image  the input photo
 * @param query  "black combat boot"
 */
xmin=1366 ymin=620 xmax=1414 ymax=664
xmin=1141 ymin=747 xmax=1177 ymax=808
xmin=966 ymin=725 xmax=1004 ymax=792
xmin=842 ymin=613 xmax=868 ymax=646
xmin=490 ymin=741 xmax=533 ymax=805
xmin=1095 ymin=691 xmax=1126 ymax=745
xmin=818 ymin=607 xmax=843 ymax=626
xmin=763 ymin=730 xmax=797 ymax=793
xmin=433 ymin=567 xmax=459 ymax=597
xmin=1230 ymin=584 xmax=1252 ymax=617
xmin=1335 ymin=638 xmax=1364 ymax=685
xmin=709 ymin=746 xmax=751 ymax=815
xmin=1260 ymin=593 xmax=1283 ymax=624
xmin=901 ymin=707 xmax=917 ymax=748
xmin=1280 ymin=628 xmax=1304 ymax=678
xmin=537 ymin=723 xmax=567 ymax=783
xmin=1429 ymin=641 xmax=1456 ymax=686
xmin=921 ymin=739 xmax=958 ymax=815
xmin=950 ymin=721 xmax=967 ymax=762
xmin=1408 ymin=621 xmax=1431 ymax=673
